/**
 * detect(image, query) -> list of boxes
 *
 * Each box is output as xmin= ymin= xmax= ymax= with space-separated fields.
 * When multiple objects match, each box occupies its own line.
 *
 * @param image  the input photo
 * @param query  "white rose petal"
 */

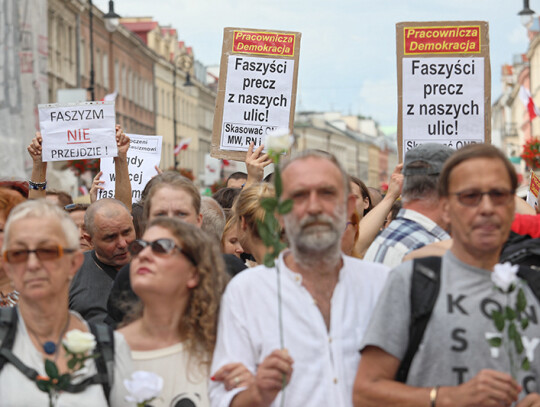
xmin=124 ymin=371 xmax=163 ymax=403
xmin=491 ymin=262 xmax=519 ymax=292
xmin=266 ymin=128 xmax=292 ymax=154
xmin=63 ymin=329 xmax=96 ymax=354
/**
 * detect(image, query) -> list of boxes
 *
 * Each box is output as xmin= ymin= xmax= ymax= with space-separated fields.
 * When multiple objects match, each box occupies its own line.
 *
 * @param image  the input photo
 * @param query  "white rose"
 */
xmin=124 ymin=371 xmax=163 ymax=404
xmin=491 ymin=262 xmax=519 ymax=292
xmin=63 ymin=329 xmax=97 ymax=354
xmin=265 ymin=128 xmax=292 ymax=154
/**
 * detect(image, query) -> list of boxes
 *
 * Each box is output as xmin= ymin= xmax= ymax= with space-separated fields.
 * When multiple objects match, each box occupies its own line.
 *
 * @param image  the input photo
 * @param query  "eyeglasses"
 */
xmin=128 ymin=239 xmax=196 ymax=265
xmin=451 ymin=189 xmax=514 ymax=207
xmin=3 ymin=246 xmax=77 ymax=264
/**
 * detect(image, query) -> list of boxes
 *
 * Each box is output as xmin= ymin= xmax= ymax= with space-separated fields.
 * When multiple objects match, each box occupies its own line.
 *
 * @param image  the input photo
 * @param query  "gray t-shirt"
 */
xmin=361 ymin=251 xmax=540 ymax=395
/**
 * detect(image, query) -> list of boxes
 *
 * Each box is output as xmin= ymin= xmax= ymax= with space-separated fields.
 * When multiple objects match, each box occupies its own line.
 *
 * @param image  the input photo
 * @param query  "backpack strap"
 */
xmin=518 ymin=266 xmax=540 ymax=303
xmin=395 ymin=256 xmax=442 ymax=383
xmin=0 ymin=307 xmax=18 ymax=373
xmin=89 ymin=322 xmax=115 ymax=405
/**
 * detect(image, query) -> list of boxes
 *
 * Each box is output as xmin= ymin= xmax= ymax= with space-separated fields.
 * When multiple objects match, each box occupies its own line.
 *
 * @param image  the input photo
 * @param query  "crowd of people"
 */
xmin=0 ymin=128 xmax=539 ymax=407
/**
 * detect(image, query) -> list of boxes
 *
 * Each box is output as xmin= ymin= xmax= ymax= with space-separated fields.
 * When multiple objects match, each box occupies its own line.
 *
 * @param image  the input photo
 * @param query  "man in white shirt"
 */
xmin=209 ymin=150 xmax=389 ymax=407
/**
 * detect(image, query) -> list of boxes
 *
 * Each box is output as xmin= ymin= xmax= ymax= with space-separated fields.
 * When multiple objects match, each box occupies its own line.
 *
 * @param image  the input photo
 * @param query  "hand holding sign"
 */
xmin=27 ymin=132 xmax=44 ymax=163
xmin=116 ymin=125 xmax=130 ymax=156
xmin=245 ymin=142 xmax=273 ymax=187
xmin=90 ymin=171 xmax=105 ymax=203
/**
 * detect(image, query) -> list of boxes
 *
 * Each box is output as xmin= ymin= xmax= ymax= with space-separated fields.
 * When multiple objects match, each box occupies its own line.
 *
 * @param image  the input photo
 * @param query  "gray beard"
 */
xmin=284 ymin=205 xmax=346 ymax=268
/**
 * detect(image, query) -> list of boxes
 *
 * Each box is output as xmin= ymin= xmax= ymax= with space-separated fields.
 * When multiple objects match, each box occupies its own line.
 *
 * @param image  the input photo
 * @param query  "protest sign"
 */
xmin=98 ymin=134 xmax=162 ymax=204
xmin=211 ymin=27 xmax=301 ymax=161
xmin=396 ymin=21 xmax=490 ymax=160
xmin=39 ymin=101 xmax=117 ymax=162
xmin=526 ymin=171 xmax=540 ymax=210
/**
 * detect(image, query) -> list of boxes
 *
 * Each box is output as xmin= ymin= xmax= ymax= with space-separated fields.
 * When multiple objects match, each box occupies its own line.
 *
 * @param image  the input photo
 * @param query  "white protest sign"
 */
xmin=39 ymin=101 xmax=117 ymax=162
xmin=98 ymin=134 xmax=162 ymax=204
xmin=211 ymin=28 xmax=301 ymax=161
xmin=220 ymin=55 xmax=294 ymax=151
xmin=402 ymin=57 xmax=484 ymax=152
xmin=396 ymin=22 xmax=490 ymax=159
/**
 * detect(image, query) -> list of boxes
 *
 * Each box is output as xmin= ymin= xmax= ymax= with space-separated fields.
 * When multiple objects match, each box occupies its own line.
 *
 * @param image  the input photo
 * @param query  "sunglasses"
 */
xmin=451 ymin=188 xmax=514 ymax=207
xmin=3 ymin=245 xmax=76 ymax=264
xmin=128 ymin=238 xmax=196 ymax=265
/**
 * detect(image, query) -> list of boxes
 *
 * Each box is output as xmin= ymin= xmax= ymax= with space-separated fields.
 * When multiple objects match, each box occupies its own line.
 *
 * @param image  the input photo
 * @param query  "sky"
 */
xmin=94 ymin=0 xmax=532 ymax=134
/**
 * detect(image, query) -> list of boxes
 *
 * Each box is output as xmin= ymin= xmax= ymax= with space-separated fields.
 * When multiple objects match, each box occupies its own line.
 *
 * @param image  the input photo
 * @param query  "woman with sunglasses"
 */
xmin=0 ymin=199 xmax=133 ymax=406
xmin=118 ymin=217 xmax=233 ymax=407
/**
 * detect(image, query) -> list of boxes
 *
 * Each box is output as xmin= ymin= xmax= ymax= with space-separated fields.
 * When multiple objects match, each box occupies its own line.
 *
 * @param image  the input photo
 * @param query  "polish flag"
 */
xmin=174 ymin=138 xmax=191 ymax=155
xmin=519 ymin=86 xmax=540 ymax=121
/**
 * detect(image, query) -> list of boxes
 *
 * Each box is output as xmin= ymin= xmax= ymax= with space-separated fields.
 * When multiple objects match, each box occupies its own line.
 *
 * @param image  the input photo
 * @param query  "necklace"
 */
xmin=27 ymin=314 xmax=71 ymax=356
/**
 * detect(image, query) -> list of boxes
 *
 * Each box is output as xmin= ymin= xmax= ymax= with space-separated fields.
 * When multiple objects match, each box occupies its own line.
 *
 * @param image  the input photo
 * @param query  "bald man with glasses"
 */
xmin=353 ymin=144 xmax=540 ymax=407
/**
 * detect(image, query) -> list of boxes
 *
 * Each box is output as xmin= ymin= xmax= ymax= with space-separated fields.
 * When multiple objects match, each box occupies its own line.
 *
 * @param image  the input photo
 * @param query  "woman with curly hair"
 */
xmin=118 ymin=217 xmax=229 ymax=407
xmin=232 ymin=182 xmax=276 ymax=265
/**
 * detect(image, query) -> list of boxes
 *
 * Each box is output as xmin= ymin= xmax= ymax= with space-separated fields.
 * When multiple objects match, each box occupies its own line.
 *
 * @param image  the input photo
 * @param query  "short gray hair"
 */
xmin=3 ymin=199 xmax=79 ymax=251
xmin=200 ymin=196 xmax=226 ymax=241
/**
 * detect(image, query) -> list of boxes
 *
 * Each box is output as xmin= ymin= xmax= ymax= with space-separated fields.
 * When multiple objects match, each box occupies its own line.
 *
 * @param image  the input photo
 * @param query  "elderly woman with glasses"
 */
xmin=0 ymin=199 xmax=133 ymax=406
xmin=118 ymin=217 xmax=234 ymax=407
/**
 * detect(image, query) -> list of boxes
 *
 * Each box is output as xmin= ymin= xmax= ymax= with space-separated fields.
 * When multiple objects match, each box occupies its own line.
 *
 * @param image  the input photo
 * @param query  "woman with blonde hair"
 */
xmin=118 ymin=217 xmax=230 ymax=406
xmin=232 ymin=182 xmax=276 ymax=265
xmin=221 ymin=216 xmax=244 ymax=259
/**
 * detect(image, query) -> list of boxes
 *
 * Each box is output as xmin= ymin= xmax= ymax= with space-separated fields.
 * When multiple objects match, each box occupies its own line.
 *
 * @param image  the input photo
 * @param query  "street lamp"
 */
xmin=88 ymin=0 xmax=120 ymax=101
xmin=173 ymin=52 xmax=194 ymax=169
xmin=519 ymin=0 xmax=536 ymax=28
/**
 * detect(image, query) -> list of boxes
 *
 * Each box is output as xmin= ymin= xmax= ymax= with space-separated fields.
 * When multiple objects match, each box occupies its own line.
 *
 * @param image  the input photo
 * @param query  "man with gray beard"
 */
xmin=209 ymin=150 xmax=390 ymax=407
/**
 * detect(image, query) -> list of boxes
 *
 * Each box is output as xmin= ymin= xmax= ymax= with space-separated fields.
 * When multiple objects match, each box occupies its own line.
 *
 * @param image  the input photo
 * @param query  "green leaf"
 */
xmin=263 ymin=253 xmax=275 ymax=268
xmin=36 ymin=380 xmax=51 ymax=393
xmin=278 ymin=199 xmax=293 ymax=215
xmin=505 ymin=306 xmax=516 ymax=320
xmin=513 ymin=330 xmax=524 ymax=354
xmin=260 ymin=197 xmax=278 ymax=212
xmin=256 ymin=219 xmax=273 ymax=246
xmin=492 ymin=310 xmax=505 ymax=332
xmin=67 ymin=358 xmax=77 ymax=370
xmin=508 ymin=322 xmax=518 ymax=341
xmin=487 ymin=337 xmax=502 ymax=347
xmin=522 ymin=357 xmax=531 ymax=371
xmin=521 ymin=318 xmax=529 ymax=330
xmin=517 ymin=288 xmax=527 ymax=312
xmin=45 ymin=360 xmax=59 ymax=379
xmin=57 ymin=374 xmax=71 ymax=390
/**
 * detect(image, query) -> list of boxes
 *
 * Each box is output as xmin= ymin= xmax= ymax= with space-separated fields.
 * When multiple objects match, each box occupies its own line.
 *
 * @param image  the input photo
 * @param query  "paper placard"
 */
xmin=98 ymin=134 xmax=162 ymax=204
xmin=396 ymin=21 xmax=490 ymax=160
xmin=211 ymin=27 xmax=301 ymax=161
xmin=39 ymin=101 xmax=117 ymax=162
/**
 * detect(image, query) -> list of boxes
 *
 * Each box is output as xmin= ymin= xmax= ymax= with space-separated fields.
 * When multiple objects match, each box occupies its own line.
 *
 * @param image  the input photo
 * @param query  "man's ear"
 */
xmin=82 ymin=231 xmax=92 ymax=245
xmin=69 ymin=250 xmax=84 ymax=278
xmin=440 ymin=197 xmax=451 ymax=230
xmin=197 ymin=213 xmax=203 ymax=228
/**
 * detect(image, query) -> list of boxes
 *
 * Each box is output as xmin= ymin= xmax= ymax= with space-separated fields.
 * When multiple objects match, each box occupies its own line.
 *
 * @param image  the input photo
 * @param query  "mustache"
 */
xmin=299 ymin=214 xmax=335 ymax=229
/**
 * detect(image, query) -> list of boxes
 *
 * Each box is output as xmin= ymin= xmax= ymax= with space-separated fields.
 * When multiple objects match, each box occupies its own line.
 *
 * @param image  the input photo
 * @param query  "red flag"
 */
xmin=174 ymin=138 xmax=191 ymax=155
xmin=519 ymin=86 xmax=540 ymax=121
xmin=222 ymin=159 xmax=230 ymax=166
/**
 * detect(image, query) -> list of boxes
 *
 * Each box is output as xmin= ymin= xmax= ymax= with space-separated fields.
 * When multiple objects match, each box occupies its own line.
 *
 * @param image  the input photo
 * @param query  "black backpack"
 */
xmin=0 ymin=307 xmax=115 ymax=404
xmin=500 ymin=232 xmax=540 ymax=272
xmin=395 ymin=256 xmax=540 ymax=383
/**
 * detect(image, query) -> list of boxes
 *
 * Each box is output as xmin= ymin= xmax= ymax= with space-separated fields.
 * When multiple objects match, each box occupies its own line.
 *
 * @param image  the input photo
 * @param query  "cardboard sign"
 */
xmin=98 ymin=134 xmax=162 ymax=204
xmin=211 ymin=28 xmax=301 ymax=161
xmin=526 ymin=171 xmax=540 ymax=210
xmin=396 ymin=22 xmax=491 ymax=160
xmin=39 ymin=101 xmax=117 ymax=162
